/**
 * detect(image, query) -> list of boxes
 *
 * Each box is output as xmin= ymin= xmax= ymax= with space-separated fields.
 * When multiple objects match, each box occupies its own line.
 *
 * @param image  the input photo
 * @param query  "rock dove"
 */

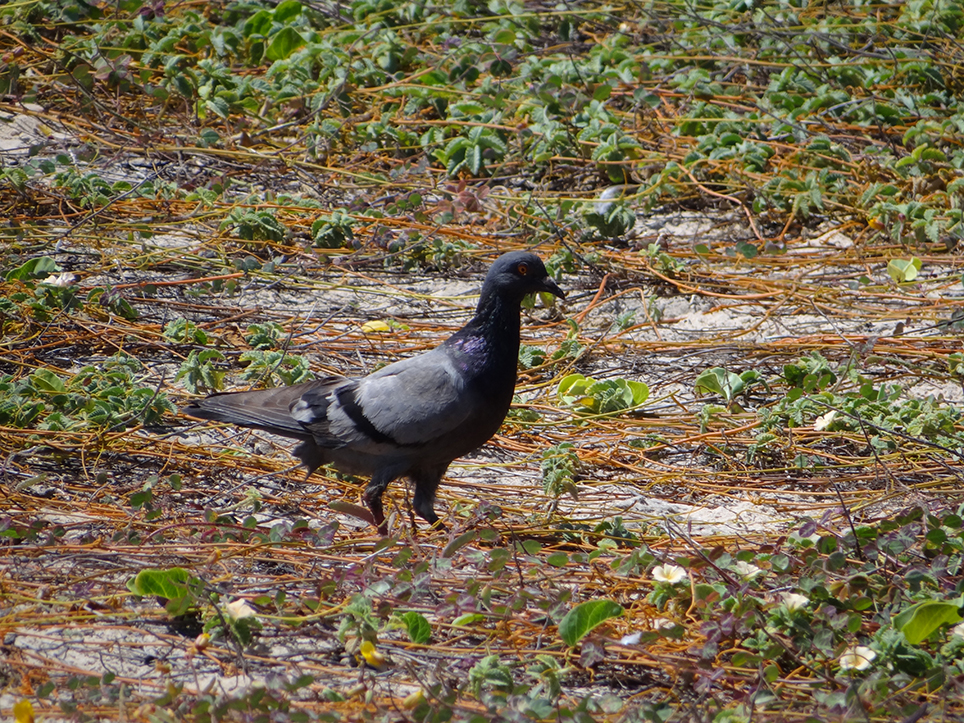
xmin=183 ymin=252 xmax=565 ymax=534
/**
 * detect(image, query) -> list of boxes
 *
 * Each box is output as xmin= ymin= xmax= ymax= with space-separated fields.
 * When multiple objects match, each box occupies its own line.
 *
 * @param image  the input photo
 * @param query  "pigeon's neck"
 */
xmin=445 ymin=289 xmax=522 ymax=376
xmin=472 ymin=287 xmax=523 ymax=350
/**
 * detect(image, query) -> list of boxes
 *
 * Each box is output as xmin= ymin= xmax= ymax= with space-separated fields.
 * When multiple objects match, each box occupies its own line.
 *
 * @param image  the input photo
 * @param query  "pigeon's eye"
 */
xmin=517 ymin=263 xmax=528 ymax=276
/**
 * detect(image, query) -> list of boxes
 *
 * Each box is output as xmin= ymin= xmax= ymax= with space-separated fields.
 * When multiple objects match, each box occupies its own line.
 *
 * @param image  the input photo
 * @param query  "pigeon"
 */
xmin=183 ymin=251 xmax=565 ymax=534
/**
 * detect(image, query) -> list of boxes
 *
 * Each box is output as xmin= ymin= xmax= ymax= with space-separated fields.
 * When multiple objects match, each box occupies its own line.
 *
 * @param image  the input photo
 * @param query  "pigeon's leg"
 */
xmin=411 ymin=466 xmax=447 ymax=530
xmin=363 ymin=473 xmax=393 ymax=536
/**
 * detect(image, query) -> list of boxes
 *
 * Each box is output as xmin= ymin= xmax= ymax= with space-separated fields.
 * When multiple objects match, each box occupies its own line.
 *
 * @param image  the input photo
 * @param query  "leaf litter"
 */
xmin=3 ymin=2 xmax=964 ymax=719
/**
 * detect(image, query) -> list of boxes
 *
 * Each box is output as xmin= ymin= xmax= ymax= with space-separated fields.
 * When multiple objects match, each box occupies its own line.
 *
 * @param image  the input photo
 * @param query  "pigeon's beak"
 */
xmin=539 ymin=276 xmax=566 ymax=299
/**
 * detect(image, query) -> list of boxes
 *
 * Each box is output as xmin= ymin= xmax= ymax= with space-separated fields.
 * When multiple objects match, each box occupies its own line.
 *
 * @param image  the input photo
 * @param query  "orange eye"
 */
xmin=517 ymin=263 xmax=528 ymax=276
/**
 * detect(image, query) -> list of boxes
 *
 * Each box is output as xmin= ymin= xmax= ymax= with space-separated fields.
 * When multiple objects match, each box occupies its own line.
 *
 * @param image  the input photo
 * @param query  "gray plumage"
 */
xmin=183 ymin=251 xmax=565 ymax=534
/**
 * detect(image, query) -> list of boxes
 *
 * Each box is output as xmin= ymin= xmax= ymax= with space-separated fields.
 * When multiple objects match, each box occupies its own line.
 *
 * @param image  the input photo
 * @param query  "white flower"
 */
xmin=41 ymin=272 xmax=75 ymax=287
xmin=225 ymin=599 xmax=256 ymax=621
xmin=733 ymin=561 xmax=763 ymax=581
xmin=951 ymin=622 xmax=964 ymax=638
xmin=619 ymin=631 xmax=643 ymax=645
xmin=652 ymin=617 xmax=676 ymax=631
xmin=782 ymin=593 xmax=809 ymax=611
xmin=838 ymin=645 xmax=876 ymax=671
xmin=814 ymin=410 xmax=837 ymax=431
xmin=652 ymin=564 xmax=687 ymax=584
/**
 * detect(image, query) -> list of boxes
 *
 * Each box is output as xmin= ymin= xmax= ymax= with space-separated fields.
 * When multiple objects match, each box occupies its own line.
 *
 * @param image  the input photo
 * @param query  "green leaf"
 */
xmin=205 ymin=97 xmax=230 ymax=119
xmin=542 ymin=441 xmax=578 ymax=498
xmin=557 ymin=373 xmax=588 ymax=398
xmin=887 ymin=257 xmax=922 ymax=283
xmin=126 ymin=567 xmax=195 ymax=599
xmin=273 ymin=0 xmax=303 ymax=22
xmin=450 ymin=102 xmax=486 ymax=116
xmin=627 ymin=380 xmax=649 ymax=406
xmin=558 ymin=599 xmax=624 ymax=647
xmin=400 ymin=611 xmax=432 ymax=644
xmin=452 ymin=613 xmax=486 ymax=626
xmin=894 ymin=599 xmax=964 ymax=644
xmin=171 ymin=72 xmax=194 ymax=99
xmin=265 ymin=27 xmax=305 ymax=61
xmin=522 ymin=539 xmax=541 ymax=555
xmin=694 ymin=367 xmax=745 ymax=402
xmin=920 ymin=147 xmax=947 ymax=162
xmin=243 ymin=9 xmax=272 ymax=36
xmin=557 ymin=373 xmax=648 ymax=416
xmin=469 ymin=143 xmax=482 ymax=174
xmin=198 ymin=128 xmax=220 ymax=147
xmin=442 ymin=530 xmax=478 ymax=558
xmin=5 ymin=257 xmax=59 ymax=281
xmin=30 ymin=368 xmax=66 ymax=393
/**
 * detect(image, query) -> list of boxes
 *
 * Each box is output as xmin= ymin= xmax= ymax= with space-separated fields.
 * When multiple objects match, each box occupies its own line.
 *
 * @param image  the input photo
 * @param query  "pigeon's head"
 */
xmin=484 ymin=251 xmax=566 ymax=302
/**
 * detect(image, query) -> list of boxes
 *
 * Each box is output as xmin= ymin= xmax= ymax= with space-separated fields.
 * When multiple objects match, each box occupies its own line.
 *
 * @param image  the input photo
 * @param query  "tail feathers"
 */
xmin=183 ymin=377 xmax=341 ymax=440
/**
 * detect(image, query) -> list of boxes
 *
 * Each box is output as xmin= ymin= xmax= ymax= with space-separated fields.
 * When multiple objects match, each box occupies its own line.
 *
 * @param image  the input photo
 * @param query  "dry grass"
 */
xmin=3 ymin=1 xmax=964 ymax=719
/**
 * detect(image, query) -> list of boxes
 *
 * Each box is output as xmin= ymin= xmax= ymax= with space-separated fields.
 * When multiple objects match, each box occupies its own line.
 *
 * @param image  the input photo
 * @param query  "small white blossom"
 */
xmin=225 ymin=599 xmax=256 ymax=621
xmin=951 ymin=622 xmax=964 ymax=638
xmin=41 ymin=272 xmax=75 ymax=287
xmin=733 ymin=561 xmax=763 ymax=581
xmin=652 ymin=617 xmax=676 ymax=631
xmin=782 ymin=593 xmax=809 ymax=611
xmin=619 ymin=631 xmax=643 ymax=645
xmin=838 ymin=645 xmax=876 ymax=671
xmin=813 ymin=410 xmax=837 ymax=431
xmin=652 ymin=564 xmax=687 ymax=584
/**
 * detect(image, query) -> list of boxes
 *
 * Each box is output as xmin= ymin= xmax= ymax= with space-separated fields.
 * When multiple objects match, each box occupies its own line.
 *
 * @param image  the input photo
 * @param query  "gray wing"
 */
xmin=320 ymin=348 xmax=473 ymax=448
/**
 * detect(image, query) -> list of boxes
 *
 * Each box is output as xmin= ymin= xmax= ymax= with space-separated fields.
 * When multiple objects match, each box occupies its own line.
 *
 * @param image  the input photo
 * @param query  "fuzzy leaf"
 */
xmin=894 ymin=599 xmax=964 ymax=644
xmin=401 ymin=611 xmax=432 ymax=644
xmin=559 ymin=600 xmax=624 ymax=647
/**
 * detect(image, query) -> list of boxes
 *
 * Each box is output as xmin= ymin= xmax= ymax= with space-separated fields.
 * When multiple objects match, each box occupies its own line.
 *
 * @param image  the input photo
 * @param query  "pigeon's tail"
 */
xmin=182 ymin=377 xmax=340 ymax=440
